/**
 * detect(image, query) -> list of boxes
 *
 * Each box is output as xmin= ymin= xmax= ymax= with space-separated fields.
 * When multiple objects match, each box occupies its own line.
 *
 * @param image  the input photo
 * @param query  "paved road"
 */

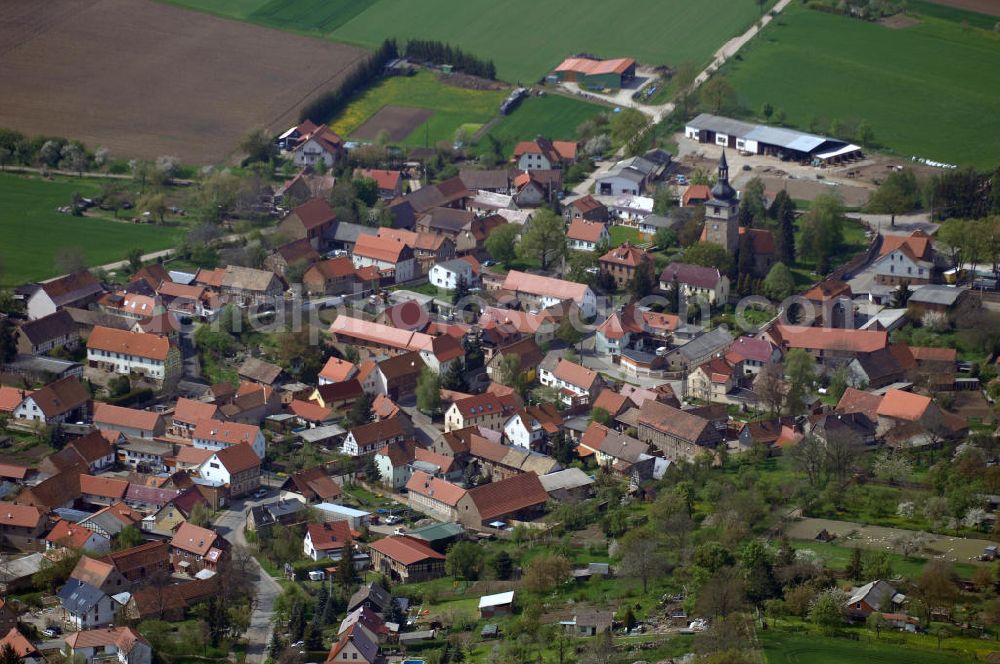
xmin=214 ymin=499 xmax=283 ymax=664
xmin=400 ymin=404 xmax=442 ymax=446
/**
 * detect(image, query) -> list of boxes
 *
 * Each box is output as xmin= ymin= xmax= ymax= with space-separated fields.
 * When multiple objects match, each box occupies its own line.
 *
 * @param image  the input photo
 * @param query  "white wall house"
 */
xmin=293 ymin=137 xmax=337 ymax=168
xmin=58 ymin=581 xmax=120 ymax=630
xmin=429 ymin=259 xmax=474 ymax=291
xmin=374 ymin=447 xmax=414 ymax=490
xmin=503 ymin=413 xmax=543 ymax=451
xmin=191 ymin=419 xmax=266 ymax=459
xmin=85 ymin=326 xmax=180 ymax=385
xmin=65 ymin=627 xmax=151 ymax=664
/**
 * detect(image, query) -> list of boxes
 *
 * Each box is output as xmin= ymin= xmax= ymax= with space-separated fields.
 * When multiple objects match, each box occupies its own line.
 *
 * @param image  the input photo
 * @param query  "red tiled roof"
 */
xmin=0 ymin=501 xmax=45 ymax=528
xmin=350 ymin=416 xmax=405 ymax=446
xmin=306 ymin=520 xmax=352 ymax=551
xmin=567 ymin=219 xmax=607 ymax=243
xmin=600 ymin=242 xmax=651 ymax=268
xmin=909 ymin=346 xmax=957 ymax=363
xmin=836 ymin=387 xmax=883 ymax=421
xmin=170 ymin=522 xmax=220 ymax=556
xmin=173 ymin=398 xmax=218 ymax=424
xmin=555 ymin=56 xmax=635 ymax=76
xmin=553 ymin=358 xmax=599 ymax=391
xmin=87 ymin=326 xmax=171 ymax=361
xmin=94 ymin=403 xmax=161 ymax=432
xmin=290 ymin=399 xmax=334 ymax=423
xmin=192 ymin=419 xmax=260 ymax=446
xmin=467 ymin=472 xmax=548 ymax=521
xmin=211 ymin=443 xmax=261 ymax=475
xmin=880 ymin=230 xmax=932 ymax=260
xmin=770 ymin=324 xmax=888 ymax=354
xmin=290 ymin=198 xmax=337 ymax=231
xmin=354 ymin=169 xmax=401 ymax=191
xmin=502 ymin=270 xmax=589 ymax=304
xmin=405 ymin=471 xmax=466 ymax=506
xmin=369 ymin=535 xmax=444 ymax=566
xmin=804 ymin=279 xmax=852 ymax=303
xmin=319 ymin=357 xmax=357 ymax=383
xmin=353 ymin=234 xmax=409 ymax=264
xmin=660 ymin=262 xmax=723 ymax=290
xmin=0 ymin=628 xmax=38 ymax=658
xmin=0 ymin=386 xmax=27 ymax=412
xmin=876 ymin=389 xmax=931 ymax=422
xmin=26 ymin=376 xmax=90 ymax=418
xmin=682 ymin=184 xmax=711 ymax=206
xmin=451 ymin=393 xmax=505 ymax=419
xmin=46 ymin=519 xmax=99 ymax=548
xmin=80 ymin=475 xmax=129 ymax=500
xmin=727 ymin=336 xmax=777 ymax=364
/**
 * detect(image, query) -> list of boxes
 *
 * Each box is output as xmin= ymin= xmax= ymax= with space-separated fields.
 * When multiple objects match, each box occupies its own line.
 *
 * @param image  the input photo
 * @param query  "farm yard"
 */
xmin=723 ymin=3 xmax=1000 ymax=168
xmin=0 ymin=175 xmax=182 ymax=287
xmin=0 ymin=0 xmax=366 ymax=164
xmin=157 ymin=0 xmax=774 ymax=84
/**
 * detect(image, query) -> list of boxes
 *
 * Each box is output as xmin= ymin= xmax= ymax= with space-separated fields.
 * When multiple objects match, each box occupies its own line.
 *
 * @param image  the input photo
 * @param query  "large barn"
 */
xmin=553 ymin=56 xmax=636 ymax=90
xmin=684 ymin=113 xmax=863 ymax=165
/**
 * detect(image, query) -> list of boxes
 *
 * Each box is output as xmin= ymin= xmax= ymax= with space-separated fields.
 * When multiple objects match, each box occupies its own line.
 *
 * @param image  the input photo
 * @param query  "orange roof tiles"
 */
xmin=93 ymin=402 xmax=161 ymax=432
xmin=0 ymin=502 xmax=45 ymax=528
xmin=467 ymin=472 xmax=548 ymax=521
xmin=0 ymin=386 xmax=27 ymax=412
xmin=555 ymin=56 xmax=635 ymax=76
xmin=836 ymin=387 xmax=883 ymax=421
xmin=306 ymin=520 xmax=352 ymax=551
xmin=567 ymin=219 xmax=607 ymax=243
xmin=405 ymin=471 xmax=466 ymax=507
xmin=319 ymin=357 xmax=358 ymax=383
xmin=87 ymin=326 xmax=171 ymax=361
xmin=771 ymin=324 xmax=888 ymax=354
xmin=353 ymin=234 xmax=410 ymax=264
xmin=170 ymin=522 xmax=220 ymax=556
xmin=80 ymin=475 xmax=129 ymax=500
xmin=880 ymin=230 xmax=932 ymax=260
xmin=600 ymin=242 xmax=651 ymax=268
xmin=553 ymin=358 xmax=599 ymax=390
xmin=876 ymin=389 xmax=932 ymax=422
xmin=369 ymin=535 xmax=444 ymax=566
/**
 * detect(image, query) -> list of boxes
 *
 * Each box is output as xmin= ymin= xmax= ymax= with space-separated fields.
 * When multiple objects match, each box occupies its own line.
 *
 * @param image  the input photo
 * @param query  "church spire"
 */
xmin=710 ymin=149 xmax=736 ymax=201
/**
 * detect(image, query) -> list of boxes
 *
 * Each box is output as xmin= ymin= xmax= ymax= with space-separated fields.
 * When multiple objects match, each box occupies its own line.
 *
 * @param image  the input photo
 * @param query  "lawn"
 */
xmin=474 ymin=94 xmax=607 ymax=156
xmin=761 ymin=629 xmax=981 ymax=664
xmin=724 ymin=4 xmax=1000 ymax=167
xmin=162 ymin=0 xmax=774 ymax=84
xmin=0 ymin=174 xmax=182 ymax=287
xmin=609 ymin=225 xmax=645 ymax=247
xmin=328 ymin=71 xmax=506 ymax=148
xmin=790 ymin=538 xmax=978 ymax=580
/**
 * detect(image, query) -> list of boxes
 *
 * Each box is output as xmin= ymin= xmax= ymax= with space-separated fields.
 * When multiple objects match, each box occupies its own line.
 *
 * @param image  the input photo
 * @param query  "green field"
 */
xmin=477 ymin=94 xmax=608 ymax=156
xmin=762 ymin=631 xmax=973 ymax=664
xmin=725 ymin=5 xmax=1000 ymax=167
xmin=158 ymin=0 xmax=772 ymax=83
xmin=329 ymin=71 xmax=505 ymax=147
xmin=0 ymin=175 xmax=182 ymax=287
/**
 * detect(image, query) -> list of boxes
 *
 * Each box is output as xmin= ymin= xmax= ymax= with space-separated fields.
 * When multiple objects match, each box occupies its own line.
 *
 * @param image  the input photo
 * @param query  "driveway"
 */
xmin=214 ymin=499 xmax=283 ymax=664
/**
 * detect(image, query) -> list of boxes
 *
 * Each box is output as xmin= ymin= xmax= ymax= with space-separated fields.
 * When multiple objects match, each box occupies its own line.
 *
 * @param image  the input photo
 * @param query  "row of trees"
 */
xmin=403 ymin=39 xmax=497 ymax=80
xmin=300 ymin=39 xmax=399 ymax=124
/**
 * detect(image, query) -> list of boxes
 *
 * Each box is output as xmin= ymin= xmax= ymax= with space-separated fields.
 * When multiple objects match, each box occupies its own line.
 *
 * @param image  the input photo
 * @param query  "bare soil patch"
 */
xmin=924 ymin=0 xmax=1000 ymax=17
xmin=351 ymin=105 xmax=434 ymax=142
xmin=880 ymin=14 xmax=921 ymax=29
xmin=438 ymin=72 xmax=510 ymax=92
xmin=0 ymin=0 xmax=366 ymax=164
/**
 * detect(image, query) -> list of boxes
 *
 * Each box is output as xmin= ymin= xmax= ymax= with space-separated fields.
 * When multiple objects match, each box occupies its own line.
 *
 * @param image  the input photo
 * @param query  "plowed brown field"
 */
xmin=0 ymin=0 xmax=366 ymax=164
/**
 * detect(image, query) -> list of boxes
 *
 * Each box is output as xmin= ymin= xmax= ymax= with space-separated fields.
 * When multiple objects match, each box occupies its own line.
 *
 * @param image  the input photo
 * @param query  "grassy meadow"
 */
xmin=476 ymin=94 xmax=608 ymax=156
xmin=158 ymin=0 xmax=773 ymax=83
xmin=0 ymin=174 xmax=181 ymax=286
xmin=724 ymin=4 xmax=1000 ymax=167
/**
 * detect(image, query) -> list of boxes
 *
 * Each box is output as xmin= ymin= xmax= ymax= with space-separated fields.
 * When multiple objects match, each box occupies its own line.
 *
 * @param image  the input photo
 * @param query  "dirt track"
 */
xmin=0 ymin=0 xmax=366 ymax=164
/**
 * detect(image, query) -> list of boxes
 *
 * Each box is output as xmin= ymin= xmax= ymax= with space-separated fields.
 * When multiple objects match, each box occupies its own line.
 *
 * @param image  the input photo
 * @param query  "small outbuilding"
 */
xmin=478 ymin=591 xmax=515 ymax=618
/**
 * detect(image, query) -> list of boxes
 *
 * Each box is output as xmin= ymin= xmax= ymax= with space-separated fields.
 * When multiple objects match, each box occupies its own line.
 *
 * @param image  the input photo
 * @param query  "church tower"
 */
xmin=705 ymin=150 xmax=739 ymax=255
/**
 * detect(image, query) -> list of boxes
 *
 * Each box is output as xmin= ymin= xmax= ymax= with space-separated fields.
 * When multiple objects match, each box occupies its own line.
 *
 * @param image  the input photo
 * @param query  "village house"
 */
xmin=566 ymin=220 xmax=609 ymax=252
xmin=219 ymin=265 xmax=284 ymax=306
xmin=70 ymin=557 xmax=127 ymax=596
xmin=328 ymin=316 xmax=462 ymax=374
xmin=456 ymin=471 xmax=549 ymax=528
xmin=86 ymin=326 xmax=180 ymax=386
xmin=539 ymin=357 xmax=604 ymax=407
xmin=64 ymin=626 xmax=152 ymax=664
xmin=342 ymin=417 xmax=407 ymax=457
xmin=319 ymin=357 xmax=357 ymax=385
xmin=58 ymin=580 xmax=120 ymax=629
xmin=326 ymin=624 xmax=381 ymax=664
xmin=93 ymin=403 xmax=165 ymax=439
xmin=192 ymin=419 xmax=266 ymax=459
xmin=377 ymin=227 xmax=456 ymax=272
xmin=485 ymin=336 xmax=545 ymax=384
xmin=501 ymin=270 xmax=597 ymax=319
xmin=15 ymin=310 xmax=78 ymax=355
xmin=168 ymin=398 xmax=219 ymax=438
xmin=291 ymin=123 xmax=344 ymax=168
xmin=846 ymin=579 xmax=903 ymax=619
xmin=659 ymin=262 xmax=730 ymax=306
xmin=503 ymin=404 xmax=562 ymax=451
xmin=908 ymin=285 xmax=969 ymax=314
xmin=765 ymin=324 xmax=888 ymax=365
xmin=46 ymin=519 xmax=111 ymax=554
xmin=64 ymin=430 xmax=116 ymax=472
xmin=264 ymin=239 xmax=321 ymax=278
xmin=169 ymin=522 xmax=227 ymax=574
xmin=444 ymin=393 xmax=510 ymax=433
xmin=79 ymin=475 xmax=129 ymax=509
xmin=565 ymin=195 xmax=609 ymax=223
xmin=303 ymin=520 xmax=353 ymax=561
xmin=637 ymin=399 xmax=723 ymax=461
xmin=0 ymin=502 xmax=47 ymax=551
xmin=374 ymin=440 xmax=419 ymax=490
xmin=12 ymin=375 xmax=91 ymax=425
xmin=303 ymin=256 xmax=366 ymax=295
xmin=368 ymin=351 xmax=426 ymax=401
xmin=687 ymin=357 xmax=743 ymax=403
xmin=726 ymin=336 xmax=781 ymax=375
xmin=0 ymin=628 xmax=42 ymax=664
xmin=873 ymin=230 xmax=936 ymax=286
xmin=355 ymin=168 xmax=404 ymax=200
xmin=351 ymin=234 xmax=417 ymax=283
xmin=195 ymin=443 xmax=261 ymax=498
xmin=27 ymin=270 xmax=104 ymax=320
xmin=512 ymin=138 xmax=577 ymax=171
xmin=599 ymin=243 xmax=654 ymax=289
xmin=579 ymin=422 xmax=655 ymax=482
xmin=100 ymin=541 xmax=170 ymax=586
xmin=368 ymin=535 xmax=445 ymax=583
xmin=405 ymin=471 xmax=466 ymax=522
xmin=596 ymin=156 xmax=660 ymax=196
xmin=429 ymin=258 xmax=475 ymax=290
xmin=280 ymin=466 xmax=343 ymax=504
xmin=539 ymin=468 xmax=596 ymax=502
xmin=465 ymin=435 xmax=560 ymax=482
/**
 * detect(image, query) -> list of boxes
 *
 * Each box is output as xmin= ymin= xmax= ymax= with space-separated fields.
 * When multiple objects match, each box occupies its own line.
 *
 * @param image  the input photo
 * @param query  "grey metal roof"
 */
xmin=639 ymin=214 xmax=678 ymax=230
xmin=298 ymin=424 xmax=346 ymax=444
xmin=435 ymin=258 xmax=473 ymax=273
xmin=539 ymin=468 xmax=595 ymax=492
xmin=409 ymin=521 xmax=464 ymax=542
xmin=908 ymin=285 xmax=968 ymax=306
xmin=678 ymin=327 xmax=734 ymax=361
xmin=744 ymin=125 xmax=826 ymax=152
xmin=331 ymin=221 xmax=377 ymax=244
xmin=685 ymin=113 xmax=757 ymax=136
xmin=599 ymin=166 xmax=645 ymax=184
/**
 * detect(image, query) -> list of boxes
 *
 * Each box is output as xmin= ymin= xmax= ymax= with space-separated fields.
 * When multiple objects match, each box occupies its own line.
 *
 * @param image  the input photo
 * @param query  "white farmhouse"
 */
xmin=429 ymin=258 xmax=474 ymax=291
xmin=192 ymin=419 xmax=266 ymax=459
xmin=86 ymin=326 xmax=181 ymax=386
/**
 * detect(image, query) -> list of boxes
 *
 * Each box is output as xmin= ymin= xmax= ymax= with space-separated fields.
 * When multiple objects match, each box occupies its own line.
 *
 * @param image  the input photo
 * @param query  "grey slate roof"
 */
xmin=908 ymin=285 xmax=968 ymax=307
xmin=677 ymin=327 xmax=733 ymax=362
xmin=59 ymin=579 xmax=107 ymax=614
